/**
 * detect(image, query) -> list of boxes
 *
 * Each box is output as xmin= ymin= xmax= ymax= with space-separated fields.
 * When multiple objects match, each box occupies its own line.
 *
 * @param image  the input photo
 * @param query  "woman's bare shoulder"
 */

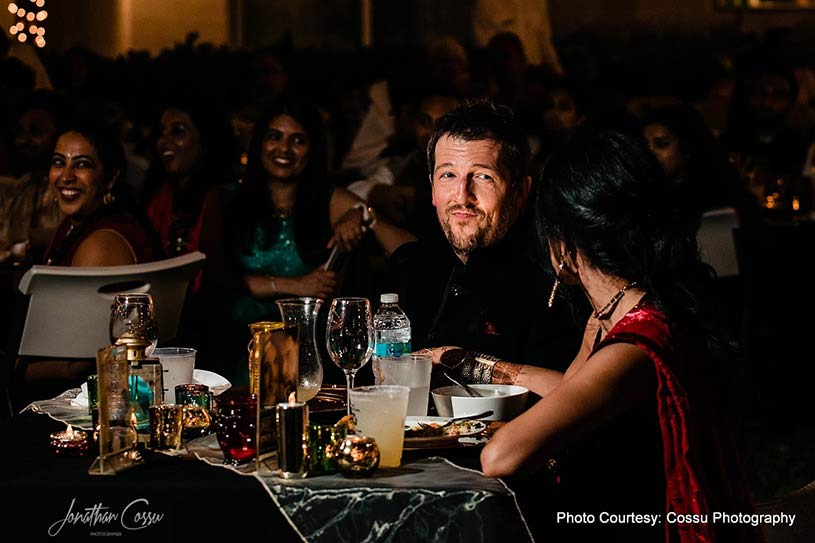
xmin=71 ymin=229 xmax=137 ymax=266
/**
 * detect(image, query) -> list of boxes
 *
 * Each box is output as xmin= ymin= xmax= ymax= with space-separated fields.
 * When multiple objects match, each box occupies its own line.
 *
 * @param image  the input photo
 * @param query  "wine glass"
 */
xmin=325 ymin=297 xmax=374 ymax=414
xmin=109 ymin=293 xmax=159 ymax=354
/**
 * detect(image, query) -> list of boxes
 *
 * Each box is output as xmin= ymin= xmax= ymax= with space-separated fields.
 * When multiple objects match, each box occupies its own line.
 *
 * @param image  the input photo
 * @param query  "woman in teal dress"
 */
xmin=196 ymin=99 xmax=371 ymax=383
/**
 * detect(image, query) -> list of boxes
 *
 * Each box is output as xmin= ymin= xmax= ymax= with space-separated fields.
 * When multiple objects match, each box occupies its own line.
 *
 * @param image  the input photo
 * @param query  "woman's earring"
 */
xmin=103 ymin=192 xmax=115 ymax=205
xmin=547 ymin=257 xmax=566 ymax=308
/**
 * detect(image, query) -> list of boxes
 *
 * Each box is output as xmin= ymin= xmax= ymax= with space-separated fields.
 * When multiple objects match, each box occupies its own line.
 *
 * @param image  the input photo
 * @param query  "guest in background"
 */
xmin=11 ymin=119 xmax=162 ymax=409
xmin=143 ymin=100 xmax=233 ymax=257
xmin=196 ymin=98 xmax=384 ymax=384
xmin=641 ymin=103 xmax=759 ymax=230
xmin=0 ymin=91 xmax=64 ymax=265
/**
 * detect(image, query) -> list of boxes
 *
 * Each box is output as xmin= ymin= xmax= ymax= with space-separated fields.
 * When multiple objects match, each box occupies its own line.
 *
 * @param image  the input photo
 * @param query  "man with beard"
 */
xmin=380 ymin=100 xmax=583 ymax=372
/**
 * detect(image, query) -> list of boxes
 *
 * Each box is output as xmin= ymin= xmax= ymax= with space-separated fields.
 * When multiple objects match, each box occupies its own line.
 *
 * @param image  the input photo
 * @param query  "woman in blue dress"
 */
xmin=196 ymin=99 xmax=374 ymax=383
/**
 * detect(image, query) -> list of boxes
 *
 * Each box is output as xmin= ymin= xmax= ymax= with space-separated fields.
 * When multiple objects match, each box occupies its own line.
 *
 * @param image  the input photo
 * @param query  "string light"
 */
xmin=8 ymin=0 xmax=46 ymax=48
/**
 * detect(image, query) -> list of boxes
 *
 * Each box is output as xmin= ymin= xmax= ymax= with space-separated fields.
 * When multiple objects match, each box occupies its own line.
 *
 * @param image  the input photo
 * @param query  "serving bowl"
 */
xmin=431 ymin=384 xmax=529 ymax=421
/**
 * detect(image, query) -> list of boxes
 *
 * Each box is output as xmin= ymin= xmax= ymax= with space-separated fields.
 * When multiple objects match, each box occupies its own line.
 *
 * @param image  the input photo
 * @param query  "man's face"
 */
xmin=414 ymin=96 xmax=460 ymax=151
xmin=14 ymin=107 xmax=57 ymax=172
xmin=431 ymin=135 xmax=528 ymax=260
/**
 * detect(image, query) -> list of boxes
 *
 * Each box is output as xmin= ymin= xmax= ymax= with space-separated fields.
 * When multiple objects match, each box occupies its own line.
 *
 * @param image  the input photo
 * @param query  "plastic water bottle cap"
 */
xmin=380 ymin=293 xmax=398 ymax=304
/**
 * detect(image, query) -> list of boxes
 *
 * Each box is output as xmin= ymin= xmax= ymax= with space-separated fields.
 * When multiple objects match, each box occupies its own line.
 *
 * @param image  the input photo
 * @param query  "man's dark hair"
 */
xmin=426 ymin=99 xmax=530 ymax=186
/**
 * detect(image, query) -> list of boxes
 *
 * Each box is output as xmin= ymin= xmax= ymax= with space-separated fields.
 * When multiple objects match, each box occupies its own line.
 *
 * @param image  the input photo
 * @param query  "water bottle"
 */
xmin=373 ymin=293 xmax=412 ymax=359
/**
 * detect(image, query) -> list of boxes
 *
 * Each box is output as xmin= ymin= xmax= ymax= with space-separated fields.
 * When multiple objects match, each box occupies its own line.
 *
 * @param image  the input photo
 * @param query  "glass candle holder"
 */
xmin=276 ymin=399 xmax=308 ymax=479
xmin=50 ymin=425 xmax=90 ymax=457
xmin=214 ymin=390 xmax=257 ymax=466
xmin=176 ymin=384 xmax=213 ymax=439
xmin=148 ymin=404 xmax=183 ymax=450
xmin=307 ymin=422 xmax=348 ymax=475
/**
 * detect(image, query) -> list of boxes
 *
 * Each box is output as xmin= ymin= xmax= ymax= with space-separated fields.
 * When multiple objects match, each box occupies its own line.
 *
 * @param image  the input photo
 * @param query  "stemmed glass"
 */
xmin=109 ymin=293 xmax=159 ymax=354
xmin=325 ymin=297 xmax=374 ymax=414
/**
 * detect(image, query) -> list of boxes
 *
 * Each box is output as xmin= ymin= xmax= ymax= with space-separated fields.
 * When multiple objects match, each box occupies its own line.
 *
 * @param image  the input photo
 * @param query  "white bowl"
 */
xmin=431 ymin=384 xmax=529 ymax=421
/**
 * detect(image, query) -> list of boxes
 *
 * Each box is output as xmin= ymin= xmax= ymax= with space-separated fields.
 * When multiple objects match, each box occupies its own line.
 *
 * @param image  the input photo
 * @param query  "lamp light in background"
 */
xmin=7 ymin=0 xmax=46 ymax=48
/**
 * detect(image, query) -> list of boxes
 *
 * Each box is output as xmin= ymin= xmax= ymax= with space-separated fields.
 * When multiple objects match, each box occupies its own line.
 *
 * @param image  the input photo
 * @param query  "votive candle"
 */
xmin=276 ymin=394 xmax=308 ymax=479
xmin=50 ymin=425 xmax=90 ymax=457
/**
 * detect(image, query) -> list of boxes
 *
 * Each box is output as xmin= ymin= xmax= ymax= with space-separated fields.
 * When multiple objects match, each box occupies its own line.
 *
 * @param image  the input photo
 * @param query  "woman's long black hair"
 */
xmin=226 ymin=98 xmax=332 ymax=267
xmin=535 ymin=127 xmax=734 ymax=358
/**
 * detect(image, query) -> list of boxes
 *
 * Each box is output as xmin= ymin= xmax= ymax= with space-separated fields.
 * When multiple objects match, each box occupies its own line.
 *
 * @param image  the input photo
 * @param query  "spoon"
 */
xmin=418 ymin=410 xmax=494 ymax=430
xmin=442 ymin=371 xmax=482 ymax=397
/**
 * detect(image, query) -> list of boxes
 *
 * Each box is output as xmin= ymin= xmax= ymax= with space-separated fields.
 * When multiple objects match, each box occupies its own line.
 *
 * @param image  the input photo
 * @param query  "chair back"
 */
xmin=756 ymin=479 xmax=815 ymax=543
xmin=17 ymin=252 xmax=205 ymax=358
xmin=697 ymin=206 xmax=740 ymax=278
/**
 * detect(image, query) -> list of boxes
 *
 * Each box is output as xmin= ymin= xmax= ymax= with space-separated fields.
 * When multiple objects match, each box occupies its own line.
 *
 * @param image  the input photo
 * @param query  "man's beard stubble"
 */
xmin=441 ymin=197 xmax=517 ymax=258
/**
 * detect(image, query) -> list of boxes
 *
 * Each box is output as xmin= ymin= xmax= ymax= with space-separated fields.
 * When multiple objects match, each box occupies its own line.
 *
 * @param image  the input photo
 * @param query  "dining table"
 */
xmin=0 ymin=388 xmax=534 ymax=542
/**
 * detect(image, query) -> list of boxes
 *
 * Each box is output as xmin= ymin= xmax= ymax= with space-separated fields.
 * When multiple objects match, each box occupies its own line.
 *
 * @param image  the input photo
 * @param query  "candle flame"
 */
xmin=66 ymin=424 xmax=74 ymax=437
xmin=288 ymin=392 xmax=297 ymax=405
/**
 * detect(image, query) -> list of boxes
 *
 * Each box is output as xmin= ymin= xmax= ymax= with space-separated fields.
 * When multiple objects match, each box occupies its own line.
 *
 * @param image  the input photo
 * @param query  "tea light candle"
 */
xmin=50 ymin=424 xmax=90 ymax=456
xmin=276 ymin=392 xmax=308 ymax=479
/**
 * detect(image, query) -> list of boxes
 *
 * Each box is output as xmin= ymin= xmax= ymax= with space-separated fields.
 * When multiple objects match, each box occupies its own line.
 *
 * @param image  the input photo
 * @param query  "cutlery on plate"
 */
xmin=417 ymin=410 xmax=494 ymax=430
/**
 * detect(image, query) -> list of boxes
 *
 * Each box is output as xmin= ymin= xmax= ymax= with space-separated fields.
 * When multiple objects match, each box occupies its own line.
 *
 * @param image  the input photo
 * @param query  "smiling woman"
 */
xmin=10 ymin=119 xmax=164 ymax=410
xmin=43 ymin=121 xmax=163 ymax=267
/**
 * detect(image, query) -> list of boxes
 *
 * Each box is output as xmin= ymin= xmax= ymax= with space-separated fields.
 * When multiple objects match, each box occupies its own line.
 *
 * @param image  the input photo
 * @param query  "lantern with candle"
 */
xmin=50 ymin=424 xmax=90 ymax=456
xmin=275 ymin=392 xmax=308 ymax=478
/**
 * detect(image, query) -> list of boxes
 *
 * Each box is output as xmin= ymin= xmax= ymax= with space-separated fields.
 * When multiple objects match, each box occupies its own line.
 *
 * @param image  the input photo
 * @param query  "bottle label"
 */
xmin=374 ymin=341 xmax=412 ymax=358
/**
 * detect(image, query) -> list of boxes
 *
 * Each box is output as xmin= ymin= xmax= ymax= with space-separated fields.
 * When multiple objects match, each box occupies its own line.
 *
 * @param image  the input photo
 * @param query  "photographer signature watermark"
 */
xmin=48 ymin=498 xmax=164 ymax=537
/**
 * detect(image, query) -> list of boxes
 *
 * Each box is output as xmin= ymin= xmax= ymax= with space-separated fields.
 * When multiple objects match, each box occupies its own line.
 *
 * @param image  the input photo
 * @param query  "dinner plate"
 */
xmin=403 ymin=416 xmax=487 ymax=449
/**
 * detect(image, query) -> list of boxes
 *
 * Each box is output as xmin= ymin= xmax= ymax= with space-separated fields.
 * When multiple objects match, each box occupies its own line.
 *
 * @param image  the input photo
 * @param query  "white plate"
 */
xmin=192 ymin=369 xmax=231 ymax=395
xmin=403 ymin=416 xmax=487 ymax=449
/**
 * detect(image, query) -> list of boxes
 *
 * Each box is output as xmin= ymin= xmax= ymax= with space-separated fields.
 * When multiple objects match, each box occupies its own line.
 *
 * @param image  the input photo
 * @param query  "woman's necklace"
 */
xmin=593 ymin=281 xmax=638 ymax=320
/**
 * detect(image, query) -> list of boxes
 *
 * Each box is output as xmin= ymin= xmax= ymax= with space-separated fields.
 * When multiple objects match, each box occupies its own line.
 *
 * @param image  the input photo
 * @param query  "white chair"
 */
xmin=17 ymin=252 xmax=205 ymax=359
xmin=756 ymin=479 xmax=815 ymax=543
xmin=696 ymin=206 xmax=740 ymax=278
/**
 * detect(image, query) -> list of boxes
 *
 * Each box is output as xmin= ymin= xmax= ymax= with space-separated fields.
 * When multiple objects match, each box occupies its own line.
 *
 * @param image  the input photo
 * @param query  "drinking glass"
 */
xmin=214 ymin=390 xmax=258 ymax=466
xmin=373 ymin=354 xmax=433 ymax=416
xmin=276 ymin=297 xmax=324 ymax=402
xmin=349 ymin=385 xmax=410 ymax=467
xmin=325 ymin=297 xmax=374 ymax=415
xmin=109 ymin=293 xmax=158 ymax=354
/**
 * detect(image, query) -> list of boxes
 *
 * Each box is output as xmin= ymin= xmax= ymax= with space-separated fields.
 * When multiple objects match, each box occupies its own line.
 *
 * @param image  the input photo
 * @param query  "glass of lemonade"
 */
xmin=349 ymin=385 xmax=410 ymax=467
xmin=372 ymin=354 xmax=432 ymax=416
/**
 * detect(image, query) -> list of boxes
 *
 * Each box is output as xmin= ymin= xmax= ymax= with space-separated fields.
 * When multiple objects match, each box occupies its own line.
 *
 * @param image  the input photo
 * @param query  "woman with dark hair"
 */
xmin=143 ymin=99 xmax=233 ymax=257
xmin=641 ymin=104 xmax=757 ymax=230
xmin=44 ymin=120 xmax=162 ymax=266
xmin=11 ymin=119 xmax=163 ymax=409
xmin=422 ymin=129 xmax=759 ymax=542
xmin=196 ymin=98 xmax=386 ymax=382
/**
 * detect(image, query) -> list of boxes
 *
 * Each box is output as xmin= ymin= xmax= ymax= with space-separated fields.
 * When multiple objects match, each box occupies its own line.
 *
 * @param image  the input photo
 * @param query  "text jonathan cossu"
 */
xmin=557 ymin=511 xmax=796 ymax=527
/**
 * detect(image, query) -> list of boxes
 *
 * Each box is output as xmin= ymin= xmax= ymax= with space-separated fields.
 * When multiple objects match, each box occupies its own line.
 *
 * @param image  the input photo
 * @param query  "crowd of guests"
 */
xmin=1 ymin=28 xmax=812 ymax=541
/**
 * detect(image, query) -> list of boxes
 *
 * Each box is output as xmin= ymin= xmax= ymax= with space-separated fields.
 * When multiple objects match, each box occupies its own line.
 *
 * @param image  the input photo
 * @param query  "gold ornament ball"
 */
xmin=335 ymin=435 xmax=380 ymax=477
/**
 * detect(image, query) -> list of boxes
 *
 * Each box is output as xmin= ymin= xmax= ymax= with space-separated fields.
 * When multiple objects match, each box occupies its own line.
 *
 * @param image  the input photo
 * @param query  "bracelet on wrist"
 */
xmin=440 ymin=349 xmax=498 ymax=384
xmin=353 ymin=201 xmax=377 ymax=229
